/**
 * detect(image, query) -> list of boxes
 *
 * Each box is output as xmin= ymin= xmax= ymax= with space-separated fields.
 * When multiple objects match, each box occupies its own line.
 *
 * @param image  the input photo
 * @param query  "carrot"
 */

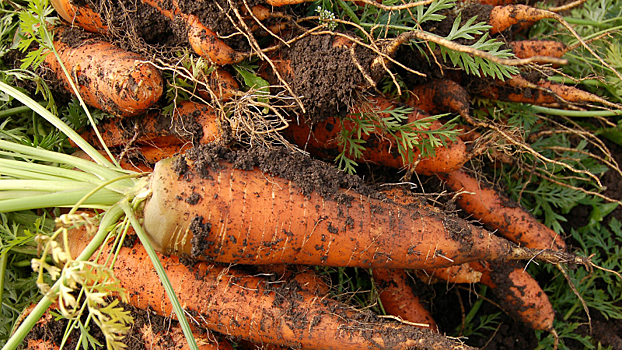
xmin=508 ymin=40 xmax=567 ymax=61
xmin=44 ymin=26 xmax=163 ymax=117
xmin=67 ymin=226 xmax=478 ymax=350
xmin=488 ymin=5 xmax=558 ymax=34
xmin=439 ymin=168 xmax=566 ymax=250
xmin=197 ymin=68 xmax=240 ymax=101
xmin=471 ymin=261 xmax=556 ymax=333
xmin=406 ymin=79 xmax=470 ymax=119
xmin=79 ymin=101 xmax=220 ymax=149
xmin=282 ymin=95 xmax=468 ymax=175
xmin=50 ymin=0 xmax=107 ymax=33
xmin=372 ymin=268 xmax=439 ymax=332
xmin=141 ymin=0 xmax=245 ymax=65
xmin=536 ymin=80 xmax=620 ymax=108
xmin=139 ymin=145 xmax=583 ymax=270
xmin=255 ymin=264 xmax=331 ymax=296
xmin=416 ymin=263 xmax=483 ymax=284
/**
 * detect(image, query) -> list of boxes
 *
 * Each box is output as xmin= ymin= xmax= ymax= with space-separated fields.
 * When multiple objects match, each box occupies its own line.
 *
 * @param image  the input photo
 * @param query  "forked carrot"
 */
xmin=44 ymin=26 xmax=163 ymax=117
xmin=66 ymin=226 xmax=477 ymax=350
xmin=439 ymin=168 xmax=566 ymax=250
xmin=373 ymin=268 xmax=439 ymax=332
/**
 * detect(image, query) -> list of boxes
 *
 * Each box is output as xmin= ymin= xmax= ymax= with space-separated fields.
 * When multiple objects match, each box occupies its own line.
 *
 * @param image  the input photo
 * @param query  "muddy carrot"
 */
xmin=487 ymin=5 xmax=558 ymax=34
xmin=282 ymin=95 xmax=468 ymax=175
xmin=66 ymin=226 xmax=477 ymax=350
xmin=78 ymin=101 xmax=220 ymax=149
xmin=44 ymin=26 xmax=163 ymax=117
xmin=138 ymin=145 xmax=584 ymax=270
xmin=440 ymin=168 xmax=566 ymax=250
xmin=197 ymin=69 xmax=240 ymax=101
xmin=471 ymin=261 xmax=556 ymax=333
xmin=50 ymin=0 xmax=107 ymax=33
xmin=141 ymin=0 xmax=245 ymax=65
xmin=373 ymin=269 xmax=439 ymax=331
xmin=405 ymin=79 xmax=470 ymax=119
xmin=416 ymin=263 xmax=483 ymax=284
xmin=508 ymin=40 xmax=567 ymax=60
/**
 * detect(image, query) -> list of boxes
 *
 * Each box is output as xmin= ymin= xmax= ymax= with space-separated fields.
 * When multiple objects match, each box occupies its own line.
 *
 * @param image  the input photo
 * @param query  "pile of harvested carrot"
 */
xmin=11 ymin=0 xmax=622 ymax=348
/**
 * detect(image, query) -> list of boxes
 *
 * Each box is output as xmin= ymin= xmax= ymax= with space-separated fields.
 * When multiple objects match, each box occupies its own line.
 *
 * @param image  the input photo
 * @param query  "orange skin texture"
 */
xmin=373 ymin=269 xmax=439 ymax=332
xmin=67 ymin=228 xmax=476 ymax=350
xmin=282 ymin=95 xmax=468 ymax=175
xmin=471 ymin=262 xmax=555 ymax=331
xmin=489 ymin=5 xmax=553 ymax=35
xmin=417 ymin=263 xmax=483 ymax=284
xmin=50 ymin=0 xmax=107 ymax=33
xmin=197 ymin=69 xmax=240 ymax=101
xmin=141 ymin=0 xmax=244 ymax=65
xmin=45 ymin=28 xmax=163 ymax=117
xmin=142 ymin=156 xmax=519 ymax=270
xmin=440 ymin=169 xmax=566 ymax=251
xmin=508 ymin=40 xmax=567 ymax=60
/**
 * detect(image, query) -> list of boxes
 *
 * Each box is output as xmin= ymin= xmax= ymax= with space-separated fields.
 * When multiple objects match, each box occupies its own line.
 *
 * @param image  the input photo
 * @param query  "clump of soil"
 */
xmin=282 ymin=34 xmax=376 ymax=123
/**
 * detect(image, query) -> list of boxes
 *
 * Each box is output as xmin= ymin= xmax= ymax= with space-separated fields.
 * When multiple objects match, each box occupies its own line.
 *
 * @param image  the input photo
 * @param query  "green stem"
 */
xmin=0 ymin=106 xmax=32 ymax=118
xmin=530 ymin=105 xmax=622 ymax=117
xmin=0 ymin=253 xmax=8 ymax=312
xmin=120 ymin=199 xmax=199 ymax=350
xmin=1 ymin=204 xmax=124 ymax=350
xmin=0 ymin=189 xmax=123 ymax=213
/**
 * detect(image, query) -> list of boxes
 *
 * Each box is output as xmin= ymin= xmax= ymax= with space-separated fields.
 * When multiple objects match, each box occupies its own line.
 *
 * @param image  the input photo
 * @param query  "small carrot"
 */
xmin=508 ymin=40 xmax=567 ymax=61
xmin=197 ymin=68 xmax=240 ymax=101
xmin=405 ymin=79 xmax=470 ymax=119
xmin=487 ymin=4 xmax=558 ymax=34
xmin=67 ymin=225 xmax=478 ymax=350
xmin=50 ymin=0 xmax=107 ymax=33
xmin=141 ymin=0 xmax=245 ymax=65
xmin=373 ymin=268 xmax=439 ymax=332
xmin=439 ymin=168 xmax=566 ymax=250
xmin=283 ymin=95 xmax=468 ymax=175
xmin=471 ymin=261 xmax=557 ymax=333
xmin=44 ymin=26 xmax=163 ymax=117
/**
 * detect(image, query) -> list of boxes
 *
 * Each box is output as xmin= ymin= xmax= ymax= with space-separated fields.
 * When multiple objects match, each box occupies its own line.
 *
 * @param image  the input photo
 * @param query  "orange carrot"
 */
xmin=44 ymin=26 xmax=163 ymax=117
xmin=508 ymin=40 xmax=567 ymax=60
xmin=50 ymin=0 xmax=107 ymax=33
xmin=79 ymin=101 xmax=220 ymax=149
xmin=282 ymin=95 xmax=468 ymax=175
xmin=138 ymin=146 xmax=582 ymax=270
xmin=488 ymin=5 xmax=557 ymax=34
xmin=439 ymin=168 xmax=566 ymax=250
xmin=416 ymin=263 xmax=483 ymax=284
xmin=141 ymin=0 xmax=245 ymax=65
xmin=406 ymin=79 xmax=470 ymax=119
xmin=471 ymin=261 xmax=556 ymax=333
xmin=67 ymin=226 xmax=478 ymax=350
xmin=373 ymin=268 xmax=439 ymax=332
xmin=197 ymin=68 xmax=240 ymax=101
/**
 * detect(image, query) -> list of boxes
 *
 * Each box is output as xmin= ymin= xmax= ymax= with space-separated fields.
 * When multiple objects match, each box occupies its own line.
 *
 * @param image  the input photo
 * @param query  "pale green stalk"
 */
xmin=0 ymin=180 xmax=107 ymax=192
xmin=1 ymin=204 xmax=124 ymax=350
xmin=120 ymin=199 xmax=199 ymax=350
xmin=0 ymin=81 xmax=114 ymax=168
xmin=0 ymin=190 xmax=124 ymax=212
xmin=0 ymin=157 xmax=105 ymax=183
xmin=530 ymin=105 xmax=622 ymax=117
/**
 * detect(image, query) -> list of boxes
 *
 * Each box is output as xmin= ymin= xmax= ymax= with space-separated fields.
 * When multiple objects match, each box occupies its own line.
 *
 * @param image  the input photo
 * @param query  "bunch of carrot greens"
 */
xmin=1 ymin=0 xmax=622 ymax=349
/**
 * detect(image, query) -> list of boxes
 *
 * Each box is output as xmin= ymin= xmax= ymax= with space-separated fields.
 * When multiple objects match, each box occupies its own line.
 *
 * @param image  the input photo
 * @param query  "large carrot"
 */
xmin=282 ymin=95 xmax=468 ymax=175
xmin=44 ymin=26 xmax=163 ymax=117
xmin=373 ymin=268 xmax=439 ymax=332
xmin=66 ymin=226 xmax=477 ymax=350
xmin=139 ymin=145 xmax=582 ymax=270
xmin=440 ymin=169 xmax=566 ymax=250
